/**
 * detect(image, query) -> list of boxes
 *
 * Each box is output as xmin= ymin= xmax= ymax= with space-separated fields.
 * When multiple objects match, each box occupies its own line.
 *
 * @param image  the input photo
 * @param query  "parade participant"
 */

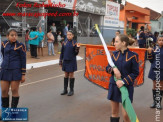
xmin=106 ymin=34 xmax=139 ymax=122
xmin=147 ymin=35 xmax=163 ymax=110
xmin=57 ymin=31 xmax=64 ymax=54
xmin=37 ymin=27 xmax=45 ymax=56
xmin=0 ymin=29 xmax=26 ymax=108
xmin=138 ymin=26 xmax=146 ymax=48
xmin=47 ymin=29 xmax=55 ymax=56
xmin=28 ymin=27 xmax=39 ymax=59
xmin=59 ymin=30 xmax=80 ymax=96
xmin=25 ymin=30 xmax=30 ymax=51
xmin=153 ymin=31 xmax=159 ymax=46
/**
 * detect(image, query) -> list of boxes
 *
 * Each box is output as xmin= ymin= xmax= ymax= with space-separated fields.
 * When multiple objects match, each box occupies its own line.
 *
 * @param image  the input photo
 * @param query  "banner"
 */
xmin=84 ymin=45 xmax=146 ymax=90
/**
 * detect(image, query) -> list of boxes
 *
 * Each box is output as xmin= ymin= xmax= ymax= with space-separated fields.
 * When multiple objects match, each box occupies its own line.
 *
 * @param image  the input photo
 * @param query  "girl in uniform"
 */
xmin=59 ymin=30 xmax=80 ymax=96
xmin=106 ymin=34 xmax=139 ymax=122
xmin=147 ymin=35 xmax=163 ymax=110
xmin=0 ymin=29 xmax=26 ymax=108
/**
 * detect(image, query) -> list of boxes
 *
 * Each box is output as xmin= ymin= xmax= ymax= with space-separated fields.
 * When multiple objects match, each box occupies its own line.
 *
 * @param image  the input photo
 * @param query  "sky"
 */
xmin=126 ymin=0 xmax=163 ymax=13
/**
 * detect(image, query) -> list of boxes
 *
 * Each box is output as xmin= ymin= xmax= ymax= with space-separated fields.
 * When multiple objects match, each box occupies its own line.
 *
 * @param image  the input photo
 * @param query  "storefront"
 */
xmin=119 ymin=2 xmax=150 ymax=33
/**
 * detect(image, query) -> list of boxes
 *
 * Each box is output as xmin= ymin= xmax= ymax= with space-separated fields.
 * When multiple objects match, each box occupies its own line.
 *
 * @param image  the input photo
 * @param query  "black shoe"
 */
xmin=110 ymin=117 xmax=120 ymax=122
xmin=61 ymin=90 xmax=68 ymax=95
xmin=11 ymin=96 xmax=19 ymax=108
xmin=67 ymin=78 xmax=75 ymax=96
xmin=150 ymin=89 xmax=156 ymax=108
xmin=67 ymin=91 xmax=74 ymax=96
xmin=61 ymin=78 xmax=68 ymax=95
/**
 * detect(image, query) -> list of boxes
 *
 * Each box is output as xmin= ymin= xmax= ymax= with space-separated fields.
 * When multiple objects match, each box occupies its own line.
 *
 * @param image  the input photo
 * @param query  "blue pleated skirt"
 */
xmin=0 ymin=69 xmax=22 ymax=81
xmin=148 ymin=68 xmax=163 ymax=81
xmin=62 ymin=59 xmax=77 ymax=72
xmin=107 ymin=83 xmax=134 ymax=103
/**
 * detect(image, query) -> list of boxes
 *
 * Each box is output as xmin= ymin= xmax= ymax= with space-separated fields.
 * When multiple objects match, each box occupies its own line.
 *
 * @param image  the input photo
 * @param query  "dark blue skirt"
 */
xmin=62 ymin=59 xmax=77 ymax=72
xmin=148 ymin=68 xmax=163 ymax=81
xmin=107 ymin=83 xmax=134 ymax=103
xmin=0 ymin=69 xmax=22 ymax=81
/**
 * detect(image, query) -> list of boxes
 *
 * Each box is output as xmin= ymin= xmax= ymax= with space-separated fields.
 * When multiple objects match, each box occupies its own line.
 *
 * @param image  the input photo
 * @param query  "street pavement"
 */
xmin=2 ymin=44 xmax=162 ymax=122
xmin=17 ymin=59 xmax=163 ymax=122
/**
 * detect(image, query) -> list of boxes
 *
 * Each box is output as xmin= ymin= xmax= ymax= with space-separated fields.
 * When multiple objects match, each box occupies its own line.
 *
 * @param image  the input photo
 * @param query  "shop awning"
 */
xmin=127 ymin=17 xmax=150 ymax=24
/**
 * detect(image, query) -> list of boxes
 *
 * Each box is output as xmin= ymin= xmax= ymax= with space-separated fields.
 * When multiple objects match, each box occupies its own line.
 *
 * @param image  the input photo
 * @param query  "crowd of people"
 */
xmin=24 ymin=22 xmax=72 ymax=59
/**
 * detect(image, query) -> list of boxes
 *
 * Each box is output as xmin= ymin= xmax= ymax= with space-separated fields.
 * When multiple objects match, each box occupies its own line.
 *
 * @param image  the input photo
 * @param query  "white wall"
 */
xmin=150 ymin=21 xmax=161 ymax=34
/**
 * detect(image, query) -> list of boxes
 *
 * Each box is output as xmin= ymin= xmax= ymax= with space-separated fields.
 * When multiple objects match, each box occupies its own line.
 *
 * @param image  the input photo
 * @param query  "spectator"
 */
xmin=47 ymin=29 xmax=55 ymax=56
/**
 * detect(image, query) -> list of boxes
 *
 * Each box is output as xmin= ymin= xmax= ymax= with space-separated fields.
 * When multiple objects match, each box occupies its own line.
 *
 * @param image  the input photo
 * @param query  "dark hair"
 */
xmin=117 ymin=30 xmax=121 ymax=34
xmin=58 ymin=31 xmax=61 ymax=34
xmin=7 ymin=28 xmax=17 ymax=36
xmin=31 ymin=27 xmax=37 ymax=31
xmin=140 ymin=26 xmax=144 ymax=30
xmin=48 ymin=28 xmax=52 ymax=32
xmin=26 ymin=30 xmax=29 ymax=33
xmin=161 ymin=31 xmax=163 ymax=35
xmin=67 ymin=30 xmax=74 ymax=35
xmin=117 ymin=34 xmax=134 ymax=46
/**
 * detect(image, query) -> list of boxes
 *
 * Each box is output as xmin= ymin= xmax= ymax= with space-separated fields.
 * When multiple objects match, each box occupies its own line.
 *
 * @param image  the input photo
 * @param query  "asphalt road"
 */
xmin=15 ymin=59 xmax=163 ymax=122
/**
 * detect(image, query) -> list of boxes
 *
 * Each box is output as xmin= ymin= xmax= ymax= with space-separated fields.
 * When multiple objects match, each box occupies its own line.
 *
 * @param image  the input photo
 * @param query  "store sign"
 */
xmin=76 ymin=0 xmax=106 ymax=15
xmin=104 ymin=1 xmax=120 ymax=27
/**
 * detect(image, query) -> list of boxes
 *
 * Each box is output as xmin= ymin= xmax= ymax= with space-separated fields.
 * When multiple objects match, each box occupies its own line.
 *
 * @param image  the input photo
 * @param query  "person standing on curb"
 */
xmin=50 ymin=23 xmax=57 ymax=43
xmin=37 ymin=27 xmax=45 ymax=57
xmin=57 ymin=31 xmax=64 ymax=54
xmin=47 ymin=29 xmax=55 ymax=56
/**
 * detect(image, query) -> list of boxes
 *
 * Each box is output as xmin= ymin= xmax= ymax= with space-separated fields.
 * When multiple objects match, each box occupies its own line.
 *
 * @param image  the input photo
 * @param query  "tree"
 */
xmin=126 ymin=28 xmax=137 ymax=37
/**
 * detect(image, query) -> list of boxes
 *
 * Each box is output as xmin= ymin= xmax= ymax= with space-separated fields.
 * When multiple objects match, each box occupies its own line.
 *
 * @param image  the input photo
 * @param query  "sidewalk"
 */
xmin=26 ymin=44 xmax=85 ymax=69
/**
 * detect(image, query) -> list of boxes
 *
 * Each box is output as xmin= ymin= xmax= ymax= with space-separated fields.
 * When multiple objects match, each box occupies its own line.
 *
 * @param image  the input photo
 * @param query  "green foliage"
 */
xmin=126 ymin=28 xmax=137 ymax=37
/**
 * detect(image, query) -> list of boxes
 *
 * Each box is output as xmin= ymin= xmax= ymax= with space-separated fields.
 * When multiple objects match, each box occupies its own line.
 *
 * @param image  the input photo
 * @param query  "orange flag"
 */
xmin=85 ymin=45 xmax=146 ymax=90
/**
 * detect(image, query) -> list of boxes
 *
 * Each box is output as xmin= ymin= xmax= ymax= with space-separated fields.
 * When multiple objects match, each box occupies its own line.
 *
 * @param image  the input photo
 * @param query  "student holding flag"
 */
xmin=147 ymin=35 xmax=163 ymax=110
xmin=106 ymin=34 xmax=139 ymax=122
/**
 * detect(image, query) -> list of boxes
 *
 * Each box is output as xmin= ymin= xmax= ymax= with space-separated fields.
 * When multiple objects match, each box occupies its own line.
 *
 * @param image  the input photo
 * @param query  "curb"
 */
xmin=27 ymin=56 xmax=83 ymax=70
